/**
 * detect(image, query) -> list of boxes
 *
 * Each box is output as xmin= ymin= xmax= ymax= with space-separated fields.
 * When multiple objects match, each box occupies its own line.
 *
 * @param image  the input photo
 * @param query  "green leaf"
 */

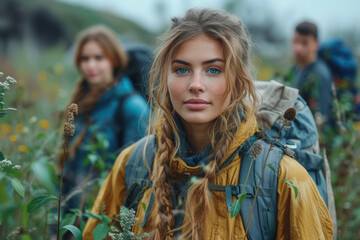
xmin=230 ymin=193 xmax=247 ymax=218
xmin=62 ymin=225 xmax=83 ymax=240
xmin=27 ymin=194 xmax=58 ymax=212
xmin=140 ymin=202 xmax=147 ymax=212
xmin=266 ymin=163 xmax=277 ymax=175
xmin=87 ymin=154 xmax=98 ymax=164
xmin=60 ymin=213 xmax=77 ymax=239
xmin=31 ymin=158 xmax=55 ymax=192
xmin=35 ymin=133 xmax=46 ymax=140
xmin=93 ymin=222 xmax=109 ymax=240
xmin=0 ymin=112 xmax=8 ymax=117
xmin=230 ymin=199 xmax=241 ymax=218
xmin=84 ymin=212 xmax=103 ymax=221
xmin=0 ymin=152 xmax=4 ymax=161
xmin=285 ymin=179 xmax=298 ymax=199
xmin=101 ymin=214 xmax=111 ymax=224
xmin=11 ymin=178 xmax=25 ymax=198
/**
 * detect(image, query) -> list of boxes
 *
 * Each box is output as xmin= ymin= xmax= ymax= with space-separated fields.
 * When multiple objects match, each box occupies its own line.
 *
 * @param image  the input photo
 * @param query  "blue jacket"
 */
xmin=63 ymin=76 xmax=149 ymax=208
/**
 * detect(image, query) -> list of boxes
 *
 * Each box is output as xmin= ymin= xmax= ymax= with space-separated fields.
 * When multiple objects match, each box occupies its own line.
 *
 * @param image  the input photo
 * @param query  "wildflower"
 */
xmin=18 ymin=145 xmax=29 ymax=153
xmin=12 ymin=165 xmax=21 ymax=170
xmin=29 ymin=116 xmax=37 ymax=124
xmin=63 ymin=122 xmax=75 ymax=137
xmin=354 ymin=121 xmax=360 ymax=130
xmin=9 ymin=134 xmax=17 ymax=142
xmin=0 ymin=72 xmax=3 ymax=77
xmin=15 ymin=124 xmax=23 ymax=134
xmin=1 ymin=159 xmax=12 ymax=167
xmin=38 ymin=120 xmax=50 ymax=130
xmin=37 ymin=71 xmax=47 ymax=81
xmin=0 ymin=81 xmax=10 ymax=90
xmin=249 ymin=141 xmax=263 ymax=160
xmin=1 ymin=124 xmax=11 ymax=134
xmin=22 ymin=126 xmax=30 ymax=134
xmin=53 ymin=65 xmax=64 ymax=74
xmin=6 ymin=76 xmax=16 ymax=84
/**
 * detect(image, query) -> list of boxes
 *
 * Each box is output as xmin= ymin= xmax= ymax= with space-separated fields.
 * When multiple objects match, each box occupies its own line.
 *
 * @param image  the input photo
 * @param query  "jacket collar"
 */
xmin=165 ymin=111 xmax=258 ymax=177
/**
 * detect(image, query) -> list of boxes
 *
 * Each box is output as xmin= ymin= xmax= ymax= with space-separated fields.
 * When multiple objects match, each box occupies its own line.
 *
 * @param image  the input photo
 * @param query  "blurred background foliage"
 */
xmin=0 ymin=0 xmax=359 ymax=239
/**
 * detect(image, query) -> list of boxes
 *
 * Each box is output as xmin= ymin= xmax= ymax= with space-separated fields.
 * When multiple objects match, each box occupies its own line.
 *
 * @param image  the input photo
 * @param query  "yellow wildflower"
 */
xmin=37 ymin=71 xmax=47 ymax=81
xmin=354 ymin=121 xmax=360 ymax=130
xmin=1 ymin=124 xmax=11 ymax=135
xmin=9 ymin=135 xmax=17 ymax=142
xmin=15 ymin=124 xmax=23 ymax=134
xmin=54 ymin=64 xmax=64 ymax=74
xmin=257 ymin=67 xmax=272 ymax=81
xmin=39 ymin=120 xmax=50 ymax=130
xmin=18 ymin=145 xmax=29 ymax=153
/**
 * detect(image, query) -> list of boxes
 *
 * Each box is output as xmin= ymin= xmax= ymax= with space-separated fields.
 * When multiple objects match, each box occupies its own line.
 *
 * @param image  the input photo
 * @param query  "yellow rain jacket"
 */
xmin=83 ymin=113 xmax=333 ymax=239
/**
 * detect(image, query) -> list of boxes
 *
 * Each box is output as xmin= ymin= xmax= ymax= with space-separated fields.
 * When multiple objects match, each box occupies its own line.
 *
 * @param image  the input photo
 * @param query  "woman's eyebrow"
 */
xmin=171 ymin=59 xmax=191 ymax=66
xmin=203 ymin=58 xmax=224 ymax=64
xmin=171 ymin=58 xmax=224 ymax=65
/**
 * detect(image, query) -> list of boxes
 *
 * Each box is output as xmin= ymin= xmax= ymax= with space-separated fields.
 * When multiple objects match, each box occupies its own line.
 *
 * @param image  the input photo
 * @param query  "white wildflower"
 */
xmin=6 ymin=76 xmax=16 ymax=84
xmin=12 ymin=165 xmax=21 ymax=170
xmin=4 ymin=107 xmax=17 ymax=111
xmin=23 ymin=126 xmax=30 ymax=134
xmin=1 ymin=159 xmax=12 ymax=167
xmin=0 ymin=72 xmax=3 ymax=77
xmin=29 ymin=116 xmax=37 ymax=123
xmin=0 ymin=82 xmax=9 ymax=90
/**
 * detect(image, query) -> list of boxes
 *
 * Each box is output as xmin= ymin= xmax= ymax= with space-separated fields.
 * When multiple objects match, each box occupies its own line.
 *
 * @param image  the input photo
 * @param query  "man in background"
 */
xmin=290 ymin=21 xmax=333 ymax=129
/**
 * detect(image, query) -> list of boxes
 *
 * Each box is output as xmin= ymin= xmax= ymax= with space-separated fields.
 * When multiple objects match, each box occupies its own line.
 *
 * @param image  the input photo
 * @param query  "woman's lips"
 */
xmin=184 ymin=99 xmax=210 ymax=110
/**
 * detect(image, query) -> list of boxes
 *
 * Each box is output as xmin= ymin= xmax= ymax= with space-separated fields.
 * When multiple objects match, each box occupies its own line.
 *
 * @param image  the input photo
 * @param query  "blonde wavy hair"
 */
xmin=146 ymin=8 xmax=257 ymax=239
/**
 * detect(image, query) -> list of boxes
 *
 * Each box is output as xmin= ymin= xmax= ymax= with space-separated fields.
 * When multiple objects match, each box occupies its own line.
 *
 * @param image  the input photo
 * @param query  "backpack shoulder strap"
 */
xmin=208 ymin=136 xmax=284 ymax=240
xmin=124 ymin=135 xmax=157 ymax=210
xmin=239 ymin=139 xmax=283 ymax=240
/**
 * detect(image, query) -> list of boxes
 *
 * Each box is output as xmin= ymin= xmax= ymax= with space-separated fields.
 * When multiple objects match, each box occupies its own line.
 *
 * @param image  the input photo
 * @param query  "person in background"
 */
xmin=290 ymin=21 xmax=333 ymax=129
xmin=61 ymin=25 xmax=149 ymax=213
xmin=83 ymin=9 xmax=333 ymax=239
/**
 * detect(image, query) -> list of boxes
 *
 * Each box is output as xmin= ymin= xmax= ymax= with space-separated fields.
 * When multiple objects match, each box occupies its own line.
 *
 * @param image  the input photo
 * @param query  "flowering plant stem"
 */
xmin=57 ymin=137 xmax=67 ymax=240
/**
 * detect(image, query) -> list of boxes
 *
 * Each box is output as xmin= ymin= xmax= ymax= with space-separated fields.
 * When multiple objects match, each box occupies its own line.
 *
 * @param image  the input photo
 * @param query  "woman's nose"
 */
xmin=188 ymin=72 xmax=205 ymax=93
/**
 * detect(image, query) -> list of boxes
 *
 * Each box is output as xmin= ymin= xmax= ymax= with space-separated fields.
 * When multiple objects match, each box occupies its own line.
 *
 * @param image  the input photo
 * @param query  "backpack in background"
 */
xmin=123 ymin=46 xmax=154 ymax=100
xmin=318 ymin=38 xmax=360 ymax=122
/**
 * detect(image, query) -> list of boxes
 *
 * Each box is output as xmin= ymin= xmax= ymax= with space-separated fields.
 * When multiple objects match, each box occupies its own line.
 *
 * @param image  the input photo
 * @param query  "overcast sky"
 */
xmin=59 ymin=0 xmax=360 ymax=39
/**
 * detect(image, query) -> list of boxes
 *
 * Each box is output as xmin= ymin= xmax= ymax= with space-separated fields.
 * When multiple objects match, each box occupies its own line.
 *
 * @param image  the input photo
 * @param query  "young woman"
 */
xmin=62 ymin=25 xmax=149 ymax=211
xmin=83 ymin=9 xmax=333 ymax=239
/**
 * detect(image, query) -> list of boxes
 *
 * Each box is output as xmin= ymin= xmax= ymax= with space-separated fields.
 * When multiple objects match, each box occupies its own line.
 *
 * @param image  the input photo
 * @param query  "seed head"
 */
xmin=67 ymin=111 xmax=74 ymax=122
xmin=283 ymin=108 xmax=296 ymax=121
xmin=68 ymin=103 xmax=78 ymax=115
xmin=249 ymin=141 xmax=263 ymax=160
xmin=63 ymin=122 xmax=75 ymax=137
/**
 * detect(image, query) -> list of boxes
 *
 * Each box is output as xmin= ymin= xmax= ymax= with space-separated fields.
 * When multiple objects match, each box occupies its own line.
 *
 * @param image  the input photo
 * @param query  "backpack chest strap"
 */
xmin=208 ymin=184 xmax=273 ymax=212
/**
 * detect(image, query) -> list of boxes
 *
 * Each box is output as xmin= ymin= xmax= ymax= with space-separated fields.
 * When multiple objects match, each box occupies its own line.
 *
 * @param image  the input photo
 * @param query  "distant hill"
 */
xmin=0 ymin=0 xmax=156 ymax=57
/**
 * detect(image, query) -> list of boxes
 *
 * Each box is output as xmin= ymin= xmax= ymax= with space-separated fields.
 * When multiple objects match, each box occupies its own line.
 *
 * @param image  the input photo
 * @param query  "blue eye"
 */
xmin=175 ymin=68 xmax=189 ymax=74
xmin=208 ymin=68 xmax=220 ymax=74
